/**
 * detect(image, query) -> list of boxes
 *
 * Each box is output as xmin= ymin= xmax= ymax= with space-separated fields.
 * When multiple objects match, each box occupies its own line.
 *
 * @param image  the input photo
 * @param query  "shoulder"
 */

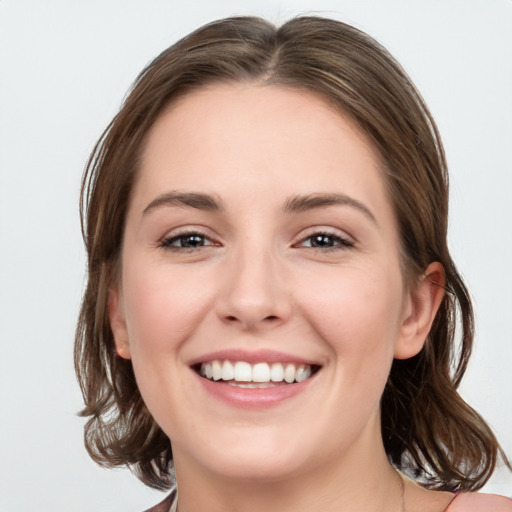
xmin=446 ymin=492 xmax=512 ymax=512
xmin=143 ymin=489 xmax=176 ymax=512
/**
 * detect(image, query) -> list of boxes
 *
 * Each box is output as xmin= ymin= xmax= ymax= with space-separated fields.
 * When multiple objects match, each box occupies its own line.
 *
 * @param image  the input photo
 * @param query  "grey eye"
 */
xmin=162 ymin=232 xmax=215 ymax=249
xmin=300 ymin=233 xmax=353 ymax=249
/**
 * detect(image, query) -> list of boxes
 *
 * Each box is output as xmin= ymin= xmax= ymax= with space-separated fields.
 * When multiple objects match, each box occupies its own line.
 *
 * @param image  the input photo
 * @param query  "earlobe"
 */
xmin=108 ymin=289 xmax=131 ymax=360
xmin=394 ymin=262 xmax=446 ymax=360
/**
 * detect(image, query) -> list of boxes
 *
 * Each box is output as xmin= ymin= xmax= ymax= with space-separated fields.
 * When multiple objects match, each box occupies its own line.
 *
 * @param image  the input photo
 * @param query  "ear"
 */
xmin=394 ymin=262 xmax=445 ymax=360
xmin=108 ymin=288 xmax=131 ymax=360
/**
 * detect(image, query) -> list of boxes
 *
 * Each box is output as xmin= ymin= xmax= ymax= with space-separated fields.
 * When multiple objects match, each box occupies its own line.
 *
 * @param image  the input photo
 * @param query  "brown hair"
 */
xmin=75 ymin=15 xmax=509 ymax=491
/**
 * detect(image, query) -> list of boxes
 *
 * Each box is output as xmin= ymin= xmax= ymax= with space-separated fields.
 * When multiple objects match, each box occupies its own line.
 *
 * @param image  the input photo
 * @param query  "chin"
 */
xmin=173 ymin=424 xmax=315 ymax=483
xmin=208 ymin=451 xmax=308 ymax=483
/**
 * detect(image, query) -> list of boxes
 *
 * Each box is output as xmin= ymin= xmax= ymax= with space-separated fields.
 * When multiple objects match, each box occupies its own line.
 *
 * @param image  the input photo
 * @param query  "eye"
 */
xmin=160 ymin=231 xmax=216 ymax=250
xmin=297 ymin=232 xmax=354 ymax=250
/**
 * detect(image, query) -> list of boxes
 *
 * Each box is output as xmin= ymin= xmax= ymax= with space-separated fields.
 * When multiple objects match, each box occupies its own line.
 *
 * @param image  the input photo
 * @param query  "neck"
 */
xmin=173 ymin=419 xmax=403 ymax=512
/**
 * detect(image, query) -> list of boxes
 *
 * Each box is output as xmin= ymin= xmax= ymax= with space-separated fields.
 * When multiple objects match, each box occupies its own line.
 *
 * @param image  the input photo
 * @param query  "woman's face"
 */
xmin=110 ymin=83 xmax=428 ymax=481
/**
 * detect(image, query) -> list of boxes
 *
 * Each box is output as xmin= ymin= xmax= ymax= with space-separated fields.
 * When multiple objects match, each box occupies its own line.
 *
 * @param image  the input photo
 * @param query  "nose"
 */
xmin=215 ymin=244 xmax=291 ymax=331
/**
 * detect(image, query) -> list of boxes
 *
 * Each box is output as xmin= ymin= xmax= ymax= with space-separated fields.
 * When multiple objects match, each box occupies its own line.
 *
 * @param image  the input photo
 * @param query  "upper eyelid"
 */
xmin=158 ymin=228 xmax=220 ymax=250
xmin=295 ymin=234 xmax=354 ymax=249
xmin=164 ymin=231 xmax=212 ymax=241
xmin=161 ymin=238 xmax=217 ymax=256
xmin=294 ymin=226 xmax=355 ymax=243
xmin=157 ymin=225 xmax=355 ymax=246
xmin=160 ymin=226 xmax=217 ymax=241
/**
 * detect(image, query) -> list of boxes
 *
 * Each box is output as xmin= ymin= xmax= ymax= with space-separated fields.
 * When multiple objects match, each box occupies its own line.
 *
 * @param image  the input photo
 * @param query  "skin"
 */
xmin=109 ymin=83 xmax=452 ymax=512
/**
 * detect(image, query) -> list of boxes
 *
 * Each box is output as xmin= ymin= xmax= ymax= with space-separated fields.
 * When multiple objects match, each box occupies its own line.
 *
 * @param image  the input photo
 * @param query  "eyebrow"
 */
xmin=143 ymin=191 xmax=224 ymax=215
xmin=283 ymin=193 xmax=377 ymax=225
xmin=142 ymin=190 xmax=377 ymax=225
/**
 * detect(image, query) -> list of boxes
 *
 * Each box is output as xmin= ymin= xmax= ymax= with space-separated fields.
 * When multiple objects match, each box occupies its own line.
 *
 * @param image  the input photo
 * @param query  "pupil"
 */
xmin=183 ymin=235 xmax=203 ymax=247
xmin=312 ymin=235 xmax=333 ymax=247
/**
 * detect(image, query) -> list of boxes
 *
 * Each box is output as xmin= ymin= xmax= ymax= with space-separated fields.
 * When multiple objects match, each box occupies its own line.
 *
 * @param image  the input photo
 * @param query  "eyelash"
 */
xmin=159 ymin=230 xmax=217 ymax=251
xmin=159 ymin=230 xmax=354 ymax=252
xmin=295 ymin=231 xmax=354 ymax=251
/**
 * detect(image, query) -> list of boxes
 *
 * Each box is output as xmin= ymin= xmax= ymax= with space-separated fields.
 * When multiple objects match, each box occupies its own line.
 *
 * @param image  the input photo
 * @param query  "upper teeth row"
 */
xmin=199 ymin=361 xmax=312 ymax=383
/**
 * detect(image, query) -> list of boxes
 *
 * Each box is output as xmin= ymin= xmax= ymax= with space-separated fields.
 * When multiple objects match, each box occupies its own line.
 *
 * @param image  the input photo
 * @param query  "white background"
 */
xmin=0 ymin=1 xmax=511 ymax=510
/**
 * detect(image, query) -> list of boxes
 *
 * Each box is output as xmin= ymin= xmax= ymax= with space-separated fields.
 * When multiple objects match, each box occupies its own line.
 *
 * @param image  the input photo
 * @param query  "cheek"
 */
xmin=121 ymin=260 xmax=214 ymax=358
xmin=119 ymin=261 xmax=217 ymax=429
xmin=277 ymin=263 xmax=406 ymax=453
xmin=296 ymin=263 xmax=404 ymax=373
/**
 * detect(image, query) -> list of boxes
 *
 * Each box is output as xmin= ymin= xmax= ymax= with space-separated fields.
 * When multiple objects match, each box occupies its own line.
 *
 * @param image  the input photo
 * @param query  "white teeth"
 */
xmin=234 ymin=361 xmax=252 ymax=382
xmin=252 ymin=362 xmax=271 ymax=383
xmin=198 ymin=360 xmax=316 ymax=384
xmin=227 ymin=382 xmax=275 ymax=389
xmin=295 ymin=364 xmax=310 ymax=383
xmin=284 ymin=363 xmax=296 ymax=383
xmin=212 ymin=360 xmax=222 ymax=381
xmin=221 ymin=360 xmax=234 ymax=381
xmin=270 ymin=362 xmax=284 ymax=382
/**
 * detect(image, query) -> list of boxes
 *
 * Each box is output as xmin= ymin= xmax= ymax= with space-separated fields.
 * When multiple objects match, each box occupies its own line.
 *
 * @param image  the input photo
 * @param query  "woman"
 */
xmin=75 ymin=16 xmax=511 ymax=512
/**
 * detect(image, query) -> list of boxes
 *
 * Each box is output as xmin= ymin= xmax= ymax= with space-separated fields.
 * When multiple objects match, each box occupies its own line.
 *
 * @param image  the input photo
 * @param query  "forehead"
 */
xmin=135 ymin=83 xmax=386 ymax=203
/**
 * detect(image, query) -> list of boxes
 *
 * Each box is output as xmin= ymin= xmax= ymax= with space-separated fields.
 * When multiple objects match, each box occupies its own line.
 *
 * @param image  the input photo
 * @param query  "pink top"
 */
xmin=145 ymin=491 xmax=512 ymax=512
xmin=445 ymin=492 xmax=512 ymax=512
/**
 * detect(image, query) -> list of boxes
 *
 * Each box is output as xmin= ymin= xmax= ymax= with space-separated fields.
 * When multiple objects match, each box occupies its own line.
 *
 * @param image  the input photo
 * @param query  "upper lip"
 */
xmin=188 ymin=349 xmax=322 ymax=367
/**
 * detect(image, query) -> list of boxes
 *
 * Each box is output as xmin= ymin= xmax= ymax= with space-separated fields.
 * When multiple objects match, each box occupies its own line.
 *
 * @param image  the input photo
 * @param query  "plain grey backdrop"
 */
xmin=1 ymin=1 xmax=511 ymax=510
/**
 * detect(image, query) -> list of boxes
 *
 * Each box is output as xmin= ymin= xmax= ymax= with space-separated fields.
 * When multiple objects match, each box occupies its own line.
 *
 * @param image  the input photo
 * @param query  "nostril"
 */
xmin=224 ymin=314 xmax=279 ymax=323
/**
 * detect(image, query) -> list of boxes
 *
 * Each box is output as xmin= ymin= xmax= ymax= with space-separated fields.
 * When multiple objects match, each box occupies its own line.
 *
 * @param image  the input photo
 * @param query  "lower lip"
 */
xmin=195 ymin=372 xmax=317 ymax=409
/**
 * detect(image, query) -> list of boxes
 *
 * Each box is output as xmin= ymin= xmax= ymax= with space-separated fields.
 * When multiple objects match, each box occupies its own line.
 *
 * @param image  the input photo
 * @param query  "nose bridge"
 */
xmin=217 ymin=236 xmax=289 ymax=329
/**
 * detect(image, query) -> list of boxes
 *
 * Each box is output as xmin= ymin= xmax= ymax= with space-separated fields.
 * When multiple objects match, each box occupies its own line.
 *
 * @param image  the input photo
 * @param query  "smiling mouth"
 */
xmin=194 ymin=360 xmax=320 ymax=388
